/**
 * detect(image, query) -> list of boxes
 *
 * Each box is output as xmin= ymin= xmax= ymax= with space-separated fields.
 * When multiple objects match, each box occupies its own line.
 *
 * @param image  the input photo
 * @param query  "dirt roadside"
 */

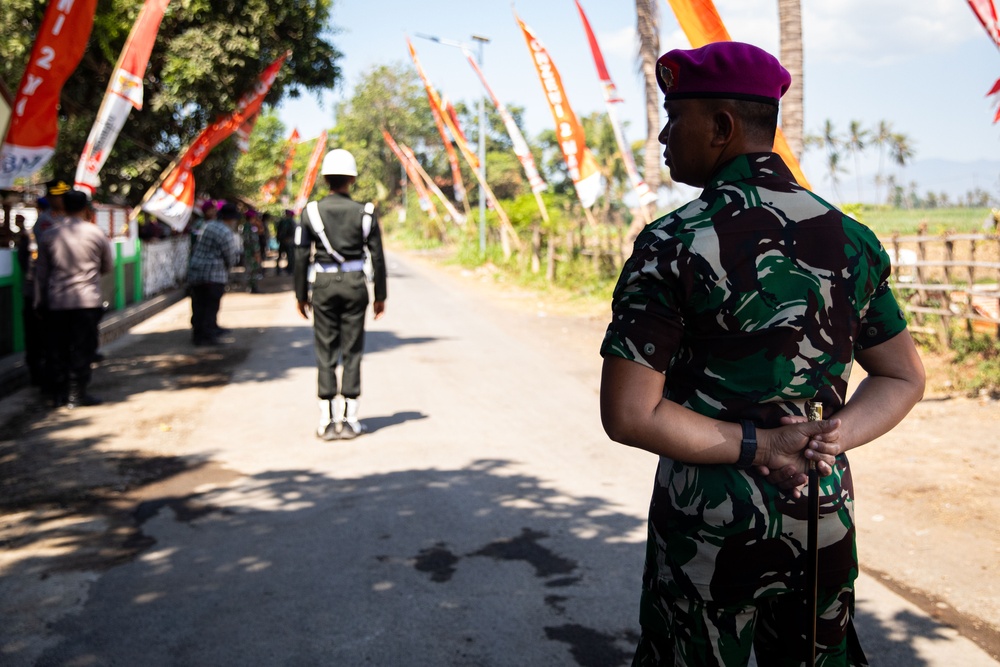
xmin=413 ymin=252 xmax=1000 ymax=661
xmin=1 ymin=256 xmax=998 ymax=662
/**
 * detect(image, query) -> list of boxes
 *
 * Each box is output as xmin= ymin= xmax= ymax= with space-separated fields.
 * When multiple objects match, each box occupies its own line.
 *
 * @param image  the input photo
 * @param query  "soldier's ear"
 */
xmin=710 ymin=109 xmax=736 ymax=146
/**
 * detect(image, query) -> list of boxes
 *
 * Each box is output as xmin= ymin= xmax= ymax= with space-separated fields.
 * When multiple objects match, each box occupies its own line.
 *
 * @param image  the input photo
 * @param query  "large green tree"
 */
xmin=1 ymin=0 xmax=341 ymax=205
xmin=331 ymin=62 xmax=438 ymax=207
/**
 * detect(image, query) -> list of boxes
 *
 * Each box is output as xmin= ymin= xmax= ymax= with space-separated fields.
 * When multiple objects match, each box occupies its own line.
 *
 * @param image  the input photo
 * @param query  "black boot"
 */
xmin=67 ymin=383 xmax=102 ymax=409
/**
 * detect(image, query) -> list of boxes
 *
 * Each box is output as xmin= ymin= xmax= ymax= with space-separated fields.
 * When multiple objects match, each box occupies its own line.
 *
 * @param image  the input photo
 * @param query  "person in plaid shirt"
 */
xmin=187 ymin=202 xmax=240 ymax=346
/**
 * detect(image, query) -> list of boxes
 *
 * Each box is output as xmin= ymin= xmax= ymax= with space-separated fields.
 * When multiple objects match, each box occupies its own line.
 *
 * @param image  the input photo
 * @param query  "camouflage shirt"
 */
xmin=601 ymin=153 xmax=907 ymax=608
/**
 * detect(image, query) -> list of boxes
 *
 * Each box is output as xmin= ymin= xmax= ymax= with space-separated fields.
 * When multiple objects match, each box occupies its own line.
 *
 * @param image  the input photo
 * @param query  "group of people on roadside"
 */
xmin=17 ymin=178 xmax=113 ymax=409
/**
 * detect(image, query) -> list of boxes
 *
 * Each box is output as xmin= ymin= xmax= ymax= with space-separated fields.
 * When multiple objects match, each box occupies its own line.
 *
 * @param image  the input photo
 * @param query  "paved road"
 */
xmin=1 ymin=251 xmax=996 ymax=666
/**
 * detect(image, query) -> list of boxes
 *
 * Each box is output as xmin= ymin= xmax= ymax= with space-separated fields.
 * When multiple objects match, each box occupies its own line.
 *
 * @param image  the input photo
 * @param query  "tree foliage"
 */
xmin=0 ymin=0 xmax=342 ymax=205
xmin=330 ymin=62 xmax=437 ymax=206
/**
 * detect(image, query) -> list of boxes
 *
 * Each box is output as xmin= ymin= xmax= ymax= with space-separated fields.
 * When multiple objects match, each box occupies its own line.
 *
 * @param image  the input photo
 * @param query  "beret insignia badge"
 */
xmin=657 ymin=61 xmax=677 ymax=90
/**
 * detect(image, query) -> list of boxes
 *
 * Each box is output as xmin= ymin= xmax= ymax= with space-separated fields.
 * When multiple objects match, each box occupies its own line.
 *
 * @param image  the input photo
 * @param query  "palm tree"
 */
xmin=845 ymin=120 xmax=869 ymax=202
xmin=635 ymin=0 xmax=661 ymax=224
xmin=816 ymin=119 xmax=846 ymax=203
xmin=777 ymin=0 xmax=804 ymax=160
xmin=871 ymin=120 xmax=893 ymax=203
xmin=889 ymin=132 xmax=915 ymax=169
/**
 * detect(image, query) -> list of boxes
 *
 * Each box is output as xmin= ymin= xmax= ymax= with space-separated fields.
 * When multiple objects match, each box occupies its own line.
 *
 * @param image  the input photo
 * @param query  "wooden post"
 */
xmin=547 ymin=234 xmax=556 ymax=283
xmin=941 ymin=234 xmax=953 ymax=346
xmin=915 ymin=228 xmax=928 ymax=330
xmin=966 ymin=236 xmax=976 ymax=337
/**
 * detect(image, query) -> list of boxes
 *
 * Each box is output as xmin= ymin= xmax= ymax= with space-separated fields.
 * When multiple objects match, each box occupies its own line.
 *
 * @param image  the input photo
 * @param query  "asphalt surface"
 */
xmin=0 ymin=251 xmax=996 ymax=667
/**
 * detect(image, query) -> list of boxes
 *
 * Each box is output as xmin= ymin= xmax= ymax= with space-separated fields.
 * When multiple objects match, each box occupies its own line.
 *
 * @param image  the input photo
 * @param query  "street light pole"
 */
xmin=472 ymin=34 xmax=489 ymax=255
xmin=414 ymin=32 xmax=491 ymax=254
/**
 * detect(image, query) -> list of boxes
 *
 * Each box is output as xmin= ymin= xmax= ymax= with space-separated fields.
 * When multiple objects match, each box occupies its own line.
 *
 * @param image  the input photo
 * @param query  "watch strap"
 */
xmin=737 ymin=420 xmax=757 ymax=469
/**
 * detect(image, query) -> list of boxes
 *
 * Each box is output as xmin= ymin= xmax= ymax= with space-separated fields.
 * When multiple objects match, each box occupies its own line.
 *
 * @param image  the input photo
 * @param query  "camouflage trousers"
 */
xmin=631 ymin=582 xmax=869 ymax=667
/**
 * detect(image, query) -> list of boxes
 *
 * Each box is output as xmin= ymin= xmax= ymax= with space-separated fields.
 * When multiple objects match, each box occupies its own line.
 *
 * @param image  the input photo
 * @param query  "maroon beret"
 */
xmin=656 ymin=42 xmax=790 ymax=106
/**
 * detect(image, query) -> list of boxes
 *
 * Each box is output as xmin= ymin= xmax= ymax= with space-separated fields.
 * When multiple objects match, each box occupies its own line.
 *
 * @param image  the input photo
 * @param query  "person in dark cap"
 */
xmin=34 ymin=179 xmax=71 ymax=237
xmin=600 ymin=42 xmax=924 ymax=665
xmin=34 ymin=189 xmax=113 ymax=407
xmin=186 ymin=202 xmax=240 ymax=345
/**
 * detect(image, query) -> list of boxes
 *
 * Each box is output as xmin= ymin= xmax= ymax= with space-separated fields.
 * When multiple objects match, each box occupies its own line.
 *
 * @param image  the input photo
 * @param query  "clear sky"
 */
xmin=277 ymin=0 xmax=1000 ymax=203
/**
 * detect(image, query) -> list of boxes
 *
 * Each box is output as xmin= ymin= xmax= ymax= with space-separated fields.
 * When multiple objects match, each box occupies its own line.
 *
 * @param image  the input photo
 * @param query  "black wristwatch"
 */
xmin=737 ymin=420 xmax=757 ymax=469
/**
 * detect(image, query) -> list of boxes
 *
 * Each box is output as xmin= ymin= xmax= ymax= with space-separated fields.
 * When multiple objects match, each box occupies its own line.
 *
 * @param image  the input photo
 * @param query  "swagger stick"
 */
xmin=805 ymin=401 xmax=823 ymax=667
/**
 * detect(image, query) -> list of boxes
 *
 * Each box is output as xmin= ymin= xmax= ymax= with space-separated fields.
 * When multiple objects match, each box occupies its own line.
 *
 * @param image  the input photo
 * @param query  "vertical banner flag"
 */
xmin=966 ymin=0 xmax=1000 ymax=121
xmin=262 ymin=128 xmax=298 ymax=204
xmin=665 ymin=0 xmax=811 ymax=188
xmin=235 ymin=112 xmax=258 ymax=153
xmin=381 ymin=129 xmax=438 ymax=219
xmin=74 ymin=0 xmax=170 ymax=194
xmin=407 ymin=38 xmax=470 ymax=208
xmin=515 ymin=12 xmax=601 ymax=209
xmin=464 ymin=49 xmax=547 ymax=195
xmin=0 ymin=0 xmax=99 ymax=188
xmin=401 ymin=143 xmax=471 ymax=224
xmin=293 ymin=130 xmax=328 ymax=214
xmin=575 ymin=0 xmax=657 ymax=206
xmin=442 ymin=96 xmax=478 ymax=170
xmin=142 ymin=52 xmax=288 ymax=229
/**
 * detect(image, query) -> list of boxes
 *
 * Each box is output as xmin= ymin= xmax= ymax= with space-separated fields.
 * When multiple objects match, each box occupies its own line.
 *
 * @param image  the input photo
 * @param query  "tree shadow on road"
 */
xmin=0 ymin=456 xmax=970 ymax=667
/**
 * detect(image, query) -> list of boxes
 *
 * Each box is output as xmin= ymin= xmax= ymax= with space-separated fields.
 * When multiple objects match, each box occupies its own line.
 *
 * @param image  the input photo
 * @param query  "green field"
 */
xmin=852 ymin=206 xmax=994 ymax=236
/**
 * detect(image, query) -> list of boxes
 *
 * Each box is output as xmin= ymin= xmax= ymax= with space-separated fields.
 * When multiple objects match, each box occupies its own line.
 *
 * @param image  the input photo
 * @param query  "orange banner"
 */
xmin=515 ymin=12 xmax=601 ymax=209
xmin=407 ymin=38 xmax=470 ymax=205
xmin=443 ymin=96 xmax=478 ymax=170
xmin=293 ymin=131 xmax=327 ymax=214
xmin=665 ymin=0 xmax=810 ymax=188
xmin=381 ymin=129 xmax=438 ymax=219
xmin=0 ymin=0 xmax=99 ymax=187
xmin=143 ymin=52 xmax=288 ymax=228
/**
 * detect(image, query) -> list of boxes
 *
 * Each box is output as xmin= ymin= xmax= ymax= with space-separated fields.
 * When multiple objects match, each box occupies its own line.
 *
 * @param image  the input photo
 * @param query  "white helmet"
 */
xmin=321 ymin=148 xmax=358 ymax=177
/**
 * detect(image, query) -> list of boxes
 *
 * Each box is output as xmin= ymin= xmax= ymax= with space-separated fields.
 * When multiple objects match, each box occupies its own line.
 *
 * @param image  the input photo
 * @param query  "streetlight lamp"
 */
xmin=414 ymin=32 xmax=491 ymax=254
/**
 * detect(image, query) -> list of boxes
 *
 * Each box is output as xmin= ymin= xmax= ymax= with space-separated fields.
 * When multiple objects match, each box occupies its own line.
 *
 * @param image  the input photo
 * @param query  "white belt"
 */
xmin=313 ymin=260 xmax=365 ymax=273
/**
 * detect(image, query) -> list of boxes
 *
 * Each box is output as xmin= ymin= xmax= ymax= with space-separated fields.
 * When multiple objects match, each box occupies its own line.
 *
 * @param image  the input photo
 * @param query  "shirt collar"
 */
xmin=705 ymin=152 xmax=796 ymax=190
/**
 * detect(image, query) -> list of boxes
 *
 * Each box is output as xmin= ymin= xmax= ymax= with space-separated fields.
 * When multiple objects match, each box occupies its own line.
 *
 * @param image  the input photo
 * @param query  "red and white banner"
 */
xmin=575 ymin=0 xmax=657 ymax=206
xmin=0 ymin=0 xmax=98 ymax=188
xmin=235 ymin=112 xmax=258 ymax=153
xmin=293 ymin=130 xmax=327 ymax=214
xmin=261 ymin=128 xmax=298 ymax=204
xmin=464 ymin=50 xmax=547 ymax=195
xmin=143 ymin=53 xmax=288 ymax=229
xmin=381 ymin=129 xmax=437 ymax=219
xmin=516 ymin=12 xmax=601 ymax=209
xmin=443 ymin=96 xmax=478 ymax=171
xmin=74 ymin=0 xmax=170 ymax=194
xmin=967 ymin=0 xmax=1000 ymax=121
xmin=407 ymin=38 xmax=469 ymax=205
xmin=969 ymin=0 xmax=1000 ymax=46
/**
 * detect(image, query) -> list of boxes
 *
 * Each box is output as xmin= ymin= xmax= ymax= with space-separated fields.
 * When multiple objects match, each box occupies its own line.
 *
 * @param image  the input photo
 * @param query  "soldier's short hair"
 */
xmin=324 ymin=174 xmax=354 ymax=190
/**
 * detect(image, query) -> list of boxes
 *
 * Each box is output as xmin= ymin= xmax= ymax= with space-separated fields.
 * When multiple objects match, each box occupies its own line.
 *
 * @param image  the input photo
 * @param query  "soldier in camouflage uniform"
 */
xmin=600 ymin=42 xmax=925 ymax=666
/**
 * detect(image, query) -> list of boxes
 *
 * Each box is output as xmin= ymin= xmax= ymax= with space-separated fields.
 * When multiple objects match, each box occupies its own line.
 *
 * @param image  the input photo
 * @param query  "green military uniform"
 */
xmin=602 ymin=153 xmax=907 ymax=666
xmin=294 ymin=192 xmax=387 ymax=402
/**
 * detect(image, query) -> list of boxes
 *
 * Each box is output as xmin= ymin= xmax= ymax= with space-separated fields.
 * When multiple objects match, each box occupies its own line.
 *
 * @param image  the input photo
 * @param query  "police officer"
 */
xmin=294 ymin=148 xmax=387 ymax=441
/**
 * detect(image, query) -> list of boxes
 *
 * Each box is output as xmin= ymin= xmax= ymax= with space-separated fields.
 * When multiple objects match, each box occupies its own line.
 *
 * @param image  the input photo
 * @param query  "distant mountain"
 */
xmin=800 ymin=157 xmax=1000 ymax=206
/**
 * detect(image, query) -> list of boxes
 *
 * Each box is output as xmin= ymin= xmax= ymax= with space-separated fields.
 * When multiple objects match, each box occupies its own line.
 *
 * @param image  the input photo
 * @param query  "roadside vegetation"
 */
xmin=386 ymin=201 xmax=1000 ymax=399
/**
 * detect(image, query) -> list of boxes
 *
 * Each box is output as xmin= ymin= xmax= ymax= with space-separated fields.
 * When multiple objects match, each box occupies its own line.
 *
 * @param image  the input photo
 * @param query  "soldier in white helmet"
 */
xmin=294 ymin=148 xmax=387 ymax=440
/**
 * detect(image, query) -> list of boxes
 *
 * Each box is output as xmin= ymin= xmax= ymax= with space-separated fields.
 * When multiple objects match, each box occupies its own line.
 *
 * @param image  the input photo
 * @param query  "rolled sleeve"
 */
xmin=600 ymin=243 xmax=685 ymax=373
xmin=856 ymin=280 xmax=907 ymax=350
